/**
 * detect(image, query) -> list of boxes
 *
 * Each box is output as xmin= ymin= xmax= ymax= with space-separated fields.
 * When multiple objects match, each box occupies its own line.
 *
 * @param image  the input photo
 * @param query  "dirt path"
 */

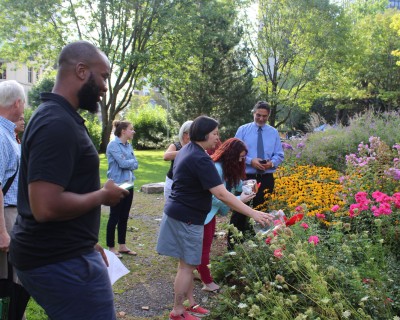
xmin=105 ymin=192 xmax=224 ymax=320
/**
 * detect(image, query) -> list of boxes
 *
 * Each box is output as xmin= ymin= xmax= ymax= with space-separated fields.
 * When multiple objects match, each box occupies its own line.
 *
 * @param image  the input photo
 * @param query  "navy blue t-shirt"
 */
xmin=164 ymin=142 xmax=222 ymax=225
xmin=10 ymin=93 xmax=101 ymax=270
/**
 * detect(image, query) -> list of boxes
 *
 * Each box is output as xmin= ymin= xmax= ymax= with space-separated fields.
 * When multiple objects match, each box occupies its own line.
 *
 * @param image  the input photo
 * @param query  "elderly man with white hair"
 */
xmin=0 ymin=79 xmax=29 ymax=320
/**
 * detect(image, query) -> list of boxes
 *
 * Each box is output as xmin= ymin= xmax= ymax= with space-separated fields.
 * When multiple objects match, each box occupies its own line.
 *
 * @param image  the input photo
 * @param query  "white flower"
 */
xmin=238 ymin=303 xmax=248 ymax=309
xmin=360 ymin=296 xmax=369 ymax=302
xmin=342 ymin=310 xmax=351 ymax=318
xmin=228 ymin=251 xmax=237 ymax=256
xmin=320 ymin=297 xmax=330 ymax=304
xmin=393 ymin=316 xmax=400 ymax=320
xmin=230 ymin=285 xmax=236 ymax=290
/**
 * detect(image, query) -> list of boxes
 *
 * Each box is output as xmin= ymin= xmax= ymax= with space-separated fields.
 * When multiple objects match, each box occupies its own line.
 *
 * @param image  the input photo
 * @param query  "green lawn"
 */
xmin=100 ymin=149 xmax=168 ymax=189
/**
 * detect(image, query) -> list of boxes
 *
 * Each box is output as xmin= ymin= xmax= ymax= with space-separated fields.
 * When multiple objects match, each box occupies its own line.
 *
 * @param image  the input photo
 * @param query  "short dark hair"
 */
xmin=189 ymin=116 xmax=219 ymax=142
xmin=251 ymin=101 xmax=271 ymax=113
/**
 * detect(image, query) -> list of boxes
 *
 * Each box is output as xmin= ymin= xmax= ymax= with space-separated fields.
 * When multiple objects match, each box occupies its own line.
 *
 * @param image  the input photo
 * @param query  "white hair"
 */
xmin=178 ymin=120 xmax=193 ymax=144
xmin=0 ymin=80 xmax=26 ymax=109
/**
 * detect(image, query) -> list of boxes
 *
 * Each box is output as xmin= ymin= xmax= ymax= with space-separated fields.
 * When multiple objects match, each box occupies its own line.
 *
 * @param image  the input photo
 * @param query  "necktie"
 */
xmin=257 ymin=126 xmax=264 ymax=159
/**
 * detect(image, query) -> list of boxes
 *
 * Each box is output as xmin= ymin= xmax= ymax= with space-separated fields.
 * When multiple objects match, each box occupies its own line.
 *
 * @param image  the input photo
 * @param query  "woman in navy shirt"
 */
xmin=157 ymin=116 xmax=272 ymax=320
xmin=106 ymin=120 xmax=138 ymax=257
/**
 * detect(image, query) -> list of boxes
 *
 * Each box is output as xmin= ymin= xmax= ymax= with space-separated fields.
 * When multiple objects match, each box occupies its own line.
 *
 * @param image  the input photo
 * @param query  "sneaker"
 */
xmin=186 ymin=305 xmax=210 ymax=317
xmin=169 ymin=311 xmax=200 ymax=320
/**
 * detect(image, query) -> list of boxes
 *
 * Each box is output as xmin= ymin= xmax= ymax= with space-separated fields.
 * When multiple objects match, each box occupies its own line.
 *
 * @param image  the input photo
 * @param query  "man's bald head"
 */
xmin=58 ymin=41 xmax=105 ymax=70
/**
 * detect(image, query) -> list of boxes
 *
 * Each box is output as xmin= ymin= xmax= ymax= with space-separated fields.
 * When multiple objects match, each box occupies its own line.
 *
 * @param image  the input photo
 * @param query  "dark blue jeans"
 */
xmin=16 ymin=251 xmax=116 ymax=320
xmin=106 ymin=189 xmax=134 ymax=247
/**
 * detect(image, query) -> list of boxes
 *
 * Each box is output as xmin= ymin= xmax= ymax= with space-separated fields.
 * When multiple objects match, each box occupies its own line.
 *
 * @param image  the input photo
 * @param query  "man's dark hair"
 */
xmin=251 ymin=101 xmax=271 ymax=113
xmin=190 ymin=116 xmax=219 ymax=142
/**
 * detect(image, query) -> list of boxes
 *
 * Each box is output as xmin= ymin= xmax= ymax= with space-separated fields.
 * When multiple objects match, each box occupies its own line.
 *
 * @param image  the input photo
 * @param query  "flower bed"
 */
xmin=210 ymin=137 xmax=400 ymax=319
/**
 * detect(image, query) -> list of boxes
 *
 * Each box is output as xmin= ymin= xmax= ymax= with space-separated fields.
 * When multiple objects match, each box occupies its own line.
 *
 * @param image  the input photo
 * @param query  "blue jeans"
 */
xmin=16 ymin=251 xmax=116 ymax=320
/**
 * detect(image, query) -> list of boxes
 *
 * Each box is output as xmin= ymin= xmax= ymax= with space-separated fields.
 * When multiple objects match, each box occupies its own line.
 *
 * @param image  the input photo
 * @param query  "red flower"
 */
xmin=284 ymin=214 xmax=304 ymax=226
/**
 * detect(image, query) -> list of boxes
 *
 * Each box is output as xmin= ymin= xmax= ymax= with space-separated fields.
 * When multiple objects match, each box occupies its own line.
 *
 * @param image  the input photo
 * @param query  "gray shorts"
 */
xmin=156 ymin=213 xmax=203 ymax=266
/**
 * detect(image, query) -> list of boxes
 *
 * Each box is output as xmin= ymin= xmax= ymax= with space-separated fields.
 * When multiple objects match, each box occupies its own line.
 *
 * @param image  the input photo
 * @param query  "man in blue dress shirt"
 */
xmin=229 ymin=101 xmax=284 ymax=249
xmin=0 ymin=80 xmax=28 ymax=320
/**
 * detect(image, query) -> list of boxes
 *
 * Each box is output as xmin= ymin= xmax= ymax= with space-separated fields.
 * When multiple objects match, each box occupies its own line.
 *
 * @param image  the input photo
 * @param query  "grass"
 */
xmin=100 ymin=149 xmax=169 ymax=189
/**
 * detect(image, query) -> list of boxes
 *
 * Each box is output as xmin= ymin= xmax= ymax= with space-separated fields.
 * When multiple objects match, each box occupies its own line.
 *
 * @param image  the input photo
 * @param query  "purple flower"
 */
xmin=297 ymin=142 xmax=305 ymax=149
xmin=282 ymin=142 xmax=294 ymax=150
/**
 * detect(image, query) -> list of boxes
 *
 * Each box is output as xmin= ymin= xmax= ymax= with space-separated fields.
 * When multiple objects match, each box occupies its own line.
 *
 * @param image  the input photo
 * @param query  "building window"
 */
xmin=28 ymin=67 xmax=33 ymax=83
xmin=36 ymin=69 xmax=40 ymax=81
xmin=0 ymin=63 xmax=6 ymax=79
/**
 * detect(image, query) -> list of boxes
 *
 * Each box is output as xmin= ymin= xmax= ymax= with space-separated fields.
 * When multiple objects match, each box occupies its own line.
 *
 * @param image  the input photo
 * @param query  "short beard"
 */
xmin=77 ymin=73 xmax=100 ymax=114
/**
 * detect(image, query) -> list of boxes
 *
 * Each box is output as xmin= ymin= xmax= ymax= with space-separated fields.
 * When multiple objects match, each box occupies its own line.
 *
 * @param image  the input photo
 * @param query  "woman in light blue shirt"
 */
xmin=106 ymin=120 xmax=138 ymax=257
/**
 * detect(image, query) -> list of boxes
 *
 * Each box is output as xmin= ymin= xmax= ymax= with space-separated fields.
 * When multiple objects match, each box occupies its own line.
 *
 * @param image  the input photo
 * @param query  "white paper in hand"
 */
xmin=103 ymin=249 xmax=130 ymax=285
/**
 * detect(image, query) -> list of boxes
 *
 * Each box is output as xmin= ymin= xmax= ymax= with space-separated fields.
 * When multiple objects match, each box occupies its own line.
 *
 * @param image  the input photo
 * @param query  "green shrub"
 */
xmin=127 ymin=104 xmax=171 ymax=150
xmin=80 ymin=110 xmax=102 ymax=151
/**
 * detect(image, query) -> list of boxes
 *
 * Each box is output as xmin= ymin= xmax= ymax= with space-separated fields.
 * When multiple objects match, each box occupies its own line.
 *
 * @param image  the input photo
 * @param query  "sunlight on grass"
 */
xmin=100 ymin=149 xmax=168 ymax=189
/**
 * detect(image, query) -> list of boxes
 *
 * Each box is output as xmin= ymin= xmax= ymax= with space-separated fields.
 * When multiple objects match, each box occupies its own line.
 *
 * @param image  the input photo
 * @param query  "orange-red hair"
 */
xmin=211 ymin=138 xmax=247 ymax=188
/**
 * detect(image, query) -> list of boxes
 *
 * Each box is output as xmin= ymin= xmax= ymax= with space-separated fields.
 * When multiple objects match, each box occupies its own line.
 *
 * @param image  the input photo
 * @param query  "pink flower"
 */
xmin=355 ymin=192 xmax=369 ymax=203
xmin=295 ymin=206 xmax=304 ymax=213
xmin=273 ymin=249 xmax=284 ymax=259
xmin=308 ymin=235 xmax=319 ymax=246
xmin=300 ymin=222 xmax=309 ymax=229
xmin=372 ymin=191 xmax=391 ymax=203
xmin=331 ymin=205 xmax=340 ymax=212
xmin=315 ymin=213 xmax=326 ymax=219
xmin=393 ymin=193 xmax=400 ymax=208
xmin=371 ymin=202 xmax=392 ymax=216
xmin=265 ymin=237 xmax=272 ymax=245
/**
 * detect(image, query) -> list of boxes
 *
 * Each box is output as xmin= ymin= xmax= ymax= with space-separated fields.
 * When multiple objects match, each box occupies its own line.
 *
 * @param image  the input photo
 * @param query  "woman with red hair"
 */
xmin=199 ymin=138 xmax=255 ymax=292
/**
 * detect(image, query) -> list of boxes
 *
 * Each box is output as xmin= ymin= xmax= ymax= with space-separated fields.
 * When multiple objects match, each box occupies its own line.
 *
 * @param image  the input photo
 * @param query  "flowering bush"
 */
xmin=211 ymin=198 xmax=400 ymax=319
xmin=282 ymin=111 xmax=400 ymax=171
xmin=210 ymin=136 xmax=400 ymax=319
xmin=341 ymin=136 xmax=400 ymax=197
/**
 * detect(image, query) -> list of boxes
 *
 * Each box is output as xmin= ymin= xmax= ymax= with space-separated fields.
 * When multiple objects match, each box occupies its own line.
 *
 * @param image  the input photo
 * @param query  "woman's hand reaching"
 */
xmin=239 ymin=191 xmax=256 ymax=203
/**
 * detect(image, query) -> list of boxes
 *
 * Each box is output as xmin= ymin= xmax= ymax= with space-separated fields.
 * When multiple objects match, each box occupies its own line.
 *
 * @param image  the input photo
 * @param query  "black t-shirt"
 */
xmin=10 ymin=93 xmax=101 ymax=270
xmin=166 ymin=142 xmax=182 ymax=179
xmin=164 ymin=142 xmax=222 ymax=225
